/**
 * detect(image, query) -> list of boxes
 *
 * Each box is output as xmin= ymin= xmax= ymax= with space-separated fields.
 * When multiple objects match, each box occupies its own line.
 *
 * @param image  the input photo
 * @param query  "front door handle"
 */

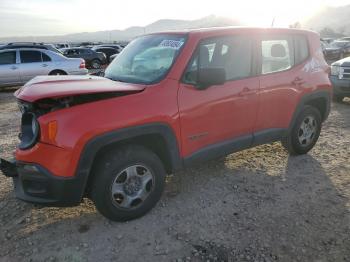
xmin=239 ymin=87 xmax=255 ymax=96
xmin=11 ymin=66 xmax=18 ymax=70
xmin=42 ymin=64 xmax=48 ymax=67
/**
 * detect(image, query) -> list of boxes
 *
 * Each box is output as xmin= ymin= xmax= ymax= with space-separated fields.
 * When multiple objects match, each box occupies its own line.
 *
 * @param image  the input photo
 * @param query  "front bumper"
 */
xmin=0 ymin=159 xmax=84 ymax=206
xmin=329 ymin=75 xmax=350 ymax=96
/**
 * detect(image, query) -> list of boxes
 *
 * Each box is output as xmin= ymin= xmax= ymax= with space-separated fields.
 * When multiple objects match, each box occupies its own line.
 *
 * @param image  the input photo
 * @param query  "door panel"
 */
xmin=0 ymin=64 xmax=21 ymax=86
xmin=0 ymin=51 xmax=21 ymax=86
xmin=179 ymin=78 xmax=259 ymax=157
xmin=256 ymin=70 xmax=301 ymax=131
xmin=255 ymin=35 xmax=307 ymax=131
xmin=178 ymin=35 xmax=259 ymax=157
xmin=19 ymin=50 xmax=51 ymax=82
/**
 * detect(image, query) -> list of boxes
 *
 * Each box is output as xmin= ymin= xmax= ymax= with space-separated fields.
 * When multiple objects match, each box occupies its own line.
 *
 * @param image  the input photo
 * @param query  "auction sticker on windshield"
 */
xmin=159 ymin=39 xmax=184 ymax=49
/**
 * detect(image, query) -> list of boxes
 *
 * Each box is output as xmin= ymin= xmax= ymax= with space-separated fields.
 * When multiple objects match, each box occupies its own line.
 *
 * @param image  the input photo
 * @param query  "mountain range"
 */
xmin=0 ymin=15 xmax=242 ymax=43
xmin=0 ymin=5 xmax=349 ymax=43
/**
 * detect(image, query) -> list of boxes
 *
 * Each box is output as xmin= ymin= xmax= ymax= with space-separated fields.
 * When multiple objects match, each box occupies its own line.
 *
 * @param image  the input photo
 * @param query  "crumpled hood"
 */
xmin=15 ymin=75 xmax=146 ymax=102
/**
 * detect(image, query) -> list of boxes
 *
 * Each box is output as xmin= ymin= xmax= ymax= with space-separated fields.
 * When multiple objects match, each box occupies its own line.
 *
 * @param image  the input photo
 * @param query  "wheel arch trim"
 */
xmin=289 ymin=90 xmax=331 ymax=132
xmin=74 ymin=122 xmax=182 ymax=200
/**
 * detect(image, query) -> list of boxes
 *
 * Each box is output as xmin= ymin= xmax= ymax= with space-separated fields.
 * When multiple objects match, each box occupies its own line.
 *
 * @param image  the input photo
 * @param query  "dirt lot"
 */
xmin=0 ymin=89 xmax=350 ymax=262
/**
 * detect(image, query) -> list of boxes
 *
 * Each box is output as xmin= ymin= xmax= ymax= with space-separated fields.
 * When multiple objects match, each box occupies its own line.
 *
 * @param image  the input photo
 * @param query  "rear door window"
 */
xmin=20 ymin=51 xmax=42 ymax=63
xmin=261 ymin=36 xmax=293 ymax=74
xmin=0 ymin=51 xmax=16 ymax=65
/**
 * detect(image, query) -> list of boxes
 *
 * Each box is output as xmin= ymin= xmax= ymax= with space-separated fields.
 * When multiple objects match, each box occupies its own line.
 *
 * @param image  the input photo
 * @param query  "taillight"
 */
xmin=79 ymin=61 xmax=86 ymax=69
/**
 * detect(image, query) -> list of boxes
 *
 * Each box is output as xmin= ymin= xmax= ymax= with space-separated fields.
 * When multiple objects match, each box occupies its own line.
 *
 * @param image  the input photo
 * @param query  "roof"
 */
xmin=147 ymin=26 xmax=317 ymax=37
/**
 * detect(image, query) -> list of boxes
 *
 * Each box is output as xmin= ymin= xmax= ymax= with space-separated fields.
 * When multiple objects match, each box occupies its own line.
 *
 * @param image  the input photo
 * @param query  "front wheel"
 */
xmin=90 ymin=145 xmax=166 ymax=221
xmin=333 ymin=94 xmax=344 ymax=103
xmin=282 ymin=105 xmax=322 ymax=155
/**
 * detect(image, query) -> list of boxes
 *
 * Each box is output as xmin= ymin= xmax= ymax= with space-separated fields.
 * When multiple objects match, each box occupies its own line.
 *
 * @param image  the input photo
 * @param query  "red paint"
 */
xmin=15 ymin=27 xmax=331 ymax=177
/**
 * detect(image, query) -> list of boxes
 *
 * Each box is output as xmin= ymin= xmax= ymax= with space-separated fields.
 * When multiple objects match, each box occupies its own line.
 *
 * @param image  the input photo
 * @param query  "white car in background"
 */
xmin=0 ymin=48 xmax=88 ymax=87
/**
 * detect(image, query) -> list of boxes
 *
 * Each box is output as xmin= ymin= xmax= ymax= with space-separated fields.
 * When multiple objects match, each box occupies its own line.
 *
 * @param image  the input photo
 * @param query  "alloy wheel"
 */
xmin=110 ymin=165 xmax=154 ymax=209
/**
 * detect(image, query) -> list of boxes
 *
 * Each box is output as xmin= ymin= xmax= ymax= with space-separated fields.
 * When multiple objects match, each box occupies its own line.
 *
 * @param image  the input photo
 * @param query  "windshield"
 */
xmin=105 ymin=34 xmax=186 ymax=84
xmin=330 ymin=41 xmax=349 ymax=48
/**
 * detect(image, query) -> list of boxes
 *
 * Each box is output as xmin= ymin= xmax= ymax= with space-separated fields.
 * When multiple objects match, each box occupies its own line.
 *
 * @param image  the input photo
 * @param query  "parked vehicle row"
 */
xmin=0 ymin=41 xmax=127 ymax=87
xmin=61 ymin=47 xmax=108 ymax=69
xmin=330 ymin=56 xmax=350 ymax=102
xmin=322 ymin=38 xmax=350 ymax=61
xmin=0 ymin=48 xmax=87 ymax=87
xmin=54 ymin=43 xmax=70 ymax=49
xmin=0 ymin=42 xmax=62 ymax=54
xmin=0 ymin=42 xmax=126 ymax=69
xmin=92 ymin=46 xmax=119 ymax=63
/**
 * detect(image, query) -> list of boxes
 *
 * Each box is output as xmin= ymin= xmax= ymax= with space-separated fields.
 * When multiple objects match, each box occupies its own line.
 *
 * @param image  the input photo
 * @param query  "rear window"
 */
xmin=0 ymin=51 xmax=16 ymax=65
xmin=294 ymin=35 xmax=309 ymax=64
xmin=20 ymin=51 xmax=42 ymax=63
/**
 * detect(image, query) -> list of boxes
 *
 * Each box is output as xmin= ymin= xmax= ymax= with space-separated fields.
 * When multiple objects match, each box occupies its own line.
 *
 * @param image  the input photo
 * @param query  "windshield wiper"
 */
xmin=106 ymin=76 xmax=126 ymax=83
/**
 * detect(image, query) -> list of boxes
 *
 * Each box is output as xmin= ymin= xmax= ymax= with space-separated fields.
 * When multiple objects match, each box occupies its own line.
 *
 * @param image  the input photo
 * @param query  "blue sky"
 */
xmin=0 ymin=0 xmax=349 ymax=37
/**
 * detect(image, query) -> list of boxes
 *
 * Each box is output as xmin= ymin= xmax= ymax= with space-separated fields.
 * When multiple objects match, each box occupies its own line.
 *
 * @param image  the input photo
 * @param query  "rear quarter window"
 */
xmin=294 ymin=35 xmax=309 ymax=65
xmin=42 ymin=53 xmax=51 ymax=62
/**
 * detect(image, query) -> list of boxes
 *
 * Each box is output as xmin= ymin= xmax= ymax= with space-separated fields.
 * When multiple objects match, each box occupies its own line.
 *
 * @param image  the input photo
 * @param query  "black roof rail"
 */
xmin=8 ymin=42 xmax=45 ymax=45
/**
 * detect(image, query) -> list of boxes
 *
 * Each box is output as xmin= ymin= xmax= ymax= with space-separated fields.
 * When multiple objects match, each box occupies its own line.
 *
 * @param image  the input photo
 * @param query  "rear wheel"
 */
xmin=90 ymin=145 xmax=166 ymax=221
xmin=49 ymin=70 xmax=67 ymax=75
xmin=282 ymin=105 xmax=322 ymax=155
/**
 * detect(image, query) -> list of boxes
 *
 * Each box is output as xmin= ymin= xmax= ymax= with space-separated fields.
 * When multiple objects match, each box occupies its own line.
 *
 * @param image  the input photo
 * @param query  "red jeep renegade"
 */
xmin=1 ymin=27 xmax=331 ymax=221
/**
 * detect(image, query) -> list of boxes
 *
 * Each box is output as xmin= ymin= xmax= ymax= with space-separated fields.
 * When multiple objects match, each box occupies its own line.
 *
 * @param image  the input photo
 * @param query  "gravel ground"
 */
xmin=0 ymin=89 xmax=350 ymax=262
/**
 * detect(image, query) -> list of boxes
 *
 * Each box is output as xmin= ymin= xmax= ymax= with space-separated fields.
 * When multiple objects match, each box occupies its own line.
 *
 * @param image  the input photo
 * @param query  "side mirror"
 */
xmin=197 ymin=67 xmax=226 ymax=89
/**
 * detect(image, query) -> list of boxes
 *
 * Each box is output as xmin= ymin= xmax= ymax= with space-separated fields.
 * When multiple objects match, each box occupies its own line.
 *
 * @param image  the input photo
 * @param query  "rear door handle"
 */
xmin=291 ymin=77 xmax=305 ymax=86
xmin=42 ymin=64 xmax=48 ymax=67
xmin=239 ymin=87 xmax=255 ymax=96
xmin=11 ymin=66 xmax=18 ymax=70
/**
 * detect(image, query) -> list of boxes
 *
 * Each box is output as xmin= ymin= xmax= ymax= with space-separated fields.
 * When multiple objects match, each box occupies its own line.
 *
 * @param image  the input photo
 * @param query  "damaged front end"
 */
xmin=18 ymin=91 xmax=141 ymax=115
xmin=15 ymin=90 xmax=143 ymax=152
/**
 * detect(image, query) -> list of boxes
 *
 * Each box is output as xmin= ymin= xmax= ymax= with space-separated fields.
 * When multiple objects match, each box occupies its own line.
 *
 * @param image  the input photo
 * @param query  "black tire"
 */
xmin=333 ymin=94 xmax=344 ymax=103
xmin=90 ymin=145 xmax=166 ymax=221
xmin=49 ymin=70 xmax=67 ymax=75
xmin=90 ymin=59 xmax=101 ymax=69
xmin=282 ymin=105 xmax=322 ymax=155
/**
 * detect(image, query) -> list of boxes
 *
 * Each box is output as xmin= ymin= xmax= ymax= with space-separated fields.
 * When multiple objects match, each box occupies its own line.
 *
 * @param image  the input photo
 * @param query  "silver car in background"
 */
xmin=0 ymin=48 xmax=88 ymax=87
